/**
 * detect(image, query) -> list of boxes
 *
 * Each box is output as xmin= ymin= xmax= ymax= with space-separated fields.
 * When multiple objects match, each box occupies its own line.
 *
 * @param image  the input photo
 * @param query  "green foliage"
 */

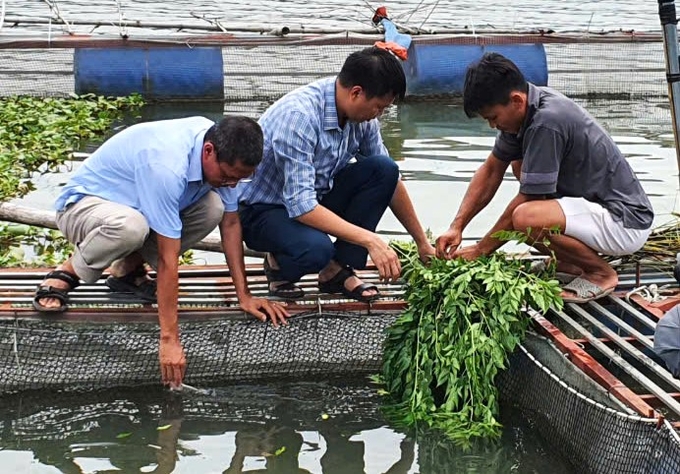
xmin=0 ymin=222 xmax=196 ymax=267
xmin=0 ymin=223 xmax=73 ymax=267
xmin=0 ymin=94 xmax=144 ymax=267
xmin=380 ymin=240 xmax=563 ymax=446
xmin=0 ymin=93 xmax=144 ymax=201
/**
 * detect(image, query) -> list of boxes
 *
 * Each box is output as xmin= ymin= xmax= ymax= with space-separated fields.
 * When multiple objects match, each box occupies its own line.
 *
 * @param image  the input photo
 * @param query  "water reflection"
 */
xmin=0 ymin=382 xmax=572 ymax=473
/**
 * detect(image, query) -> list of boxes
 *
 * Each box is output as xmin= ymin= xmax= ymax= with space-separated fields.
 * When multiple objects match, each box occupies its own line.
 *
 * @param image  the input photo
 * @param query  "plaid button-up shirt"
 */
xmin=240 ymin=77 xmax=388 ymax=218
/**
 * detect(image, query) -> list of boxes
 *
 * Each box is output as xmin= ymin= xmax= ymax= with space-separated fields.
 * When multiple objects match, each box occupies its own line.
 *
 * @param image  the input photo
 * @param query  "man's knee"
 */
xmin=512 ymin=203 xmax=535 ymax=232
xmin=283 ymin=235 xmax=335 ymax=277
xmin=364 ymin=155 xmax=400 ymax=184
xmin=512 ymin=201 xmax=562 ymax=234
xmin=297 ymin=236 xmax=335 ymax=271
xmin=203 ymin=191 xmax=226 ymax=228
xmin=113 ymin=213 xmax=151 ymax=250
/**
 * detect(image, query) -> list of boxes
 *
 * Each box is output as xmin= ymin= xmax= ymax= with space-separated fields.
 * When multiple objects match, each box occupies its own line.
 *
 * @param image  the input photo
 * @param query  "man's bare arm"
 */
xmin=296 ymin=205 xmax=401 ymax=281
xmin=436 ymin=153 xmax=510 ymax=258
xmin=155 ymin=234 xmax=185 ymax=388
xmin=389 ymin=180 xmax=435 ymax=260
xmin=451 ymin=153 xmax=510 ymax=233
xmin=219 ymin=211 xmax=289 ymax=326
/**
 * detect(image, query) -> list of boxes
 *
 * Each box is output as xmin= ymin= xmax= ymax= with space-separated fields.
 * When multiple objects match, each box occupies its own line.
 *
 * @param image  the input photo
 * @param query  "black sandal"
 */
xmin=33 ymin=270 xmax=81 ymax=313
xmin=263 ymin=255 xmax=304 ymax=300
xmin=106 ymin=266 xmax=157 ymax=302
xmin=318 ymin=265 xmax=380 ymax=303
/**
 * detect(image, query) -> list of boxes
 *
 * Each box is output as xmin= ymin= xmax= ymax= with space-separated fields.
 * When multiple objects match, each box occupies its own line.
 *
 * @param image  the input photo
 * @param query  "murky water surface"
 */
xmin=0 ymin=382 xmax=573 ymax=473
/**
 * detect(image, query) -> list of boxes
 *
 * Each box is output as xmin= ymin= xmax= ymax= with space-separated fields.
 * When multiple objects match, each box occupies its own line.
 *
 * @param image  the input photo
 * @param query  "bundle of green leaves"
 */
xmin=381 ymin=239 xmax=563 ymax=446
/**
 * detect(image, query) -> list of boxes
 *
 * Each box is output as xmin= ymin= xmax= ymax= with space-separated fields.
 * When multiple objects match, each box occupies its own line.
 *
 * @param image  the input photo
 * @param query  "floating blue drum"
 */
xmin=74 ymin=47 xmax=224 ymax=100
xmin=404 ymin=43 xmax=548 ymax=96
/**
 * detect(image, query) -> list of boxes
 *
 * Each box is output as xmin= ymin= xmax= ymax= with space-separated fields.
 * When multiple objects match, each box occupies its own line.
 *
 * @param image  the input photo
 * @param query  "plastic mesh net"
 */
xmin=0 ymin=311 xmax=398 ymax=393
xmin=0 ymin=34 xmax=669 ymax=126
xmin=499 ymin=335 xmax=680 ymax=474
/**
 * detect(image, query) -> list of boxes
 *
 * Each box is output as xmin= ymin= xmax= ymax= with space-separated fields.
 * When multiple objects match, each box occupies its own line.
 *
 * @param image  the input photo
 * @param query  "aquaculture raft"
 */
xmin=1 ymin=263 xmax=680 ymax=472
xmin=0 ymin=264 xmax=405 ymax=392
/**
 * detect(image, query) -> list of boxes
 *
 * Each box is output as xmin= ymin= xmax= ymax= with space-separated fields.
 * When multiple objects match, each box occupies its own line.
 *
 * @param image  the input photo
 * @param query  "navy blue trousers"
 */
xmin=240 ymin=155 xmax=400 ymax=282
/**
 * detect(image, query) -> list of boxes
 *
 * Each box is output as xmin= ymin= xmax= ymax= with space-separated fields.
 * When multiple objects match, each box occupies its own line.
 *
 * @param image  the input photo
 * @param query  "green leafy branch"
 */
xmin=381 ymin=239 xmax=563 ymax=446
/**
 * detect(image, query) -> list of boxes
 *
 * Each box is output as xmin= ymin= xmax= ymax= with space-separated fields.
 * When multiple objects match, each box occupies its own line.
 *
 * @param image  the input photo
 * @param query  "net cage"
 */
xmin=0 ymin=311 xmax=398 ymax=393
xmin=2 ymin=28 xmax=680 ymax=472
xmin=1 ymin=311 xmax=680 ymax=473
xmin=0 ymin=31 xmax=670 ymax=127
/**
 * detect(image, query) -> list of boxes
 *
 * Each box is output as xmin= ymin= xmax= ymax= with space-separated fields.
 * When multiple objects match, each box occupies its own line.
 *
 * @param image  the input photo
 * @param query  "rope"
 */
xmin=42 ymin=0 xmax=73 ymax=34
xmin=0 ymin=0 xmax=5 ymax=32
xmin=115 ymin=0 xmax=129 ymax=38
xmin=418 ymin=0 xmax=441 ymax=30
xmin=625 ymin=284 xmax=671 ymax=303
xmin=190 ymin=12 xmax=228 ymax=33
xmin=403 ymin=0 xmax=428 ymax=26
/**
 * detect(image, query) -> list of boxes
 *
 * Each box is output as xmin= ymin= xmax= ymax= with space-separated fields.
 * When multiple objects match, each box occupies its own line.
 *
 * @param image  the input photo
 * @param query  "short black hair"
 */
xmin=204 ymin=115 xmax=263 ymax=167
xmin=338 ymin=46 xmax=406 ymax=101
xmin=463 ymin=52 xmax=528 ymax=118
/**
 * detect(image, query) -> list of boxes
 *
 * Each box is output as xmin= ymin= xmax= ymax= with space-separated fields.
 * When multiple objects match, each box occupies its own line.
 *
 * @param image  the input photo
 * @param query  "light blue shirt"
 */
xmin=240 ymin=77 xmax=388 ymax=218
xmin=56 ymin=116 xmax=240 ymax=239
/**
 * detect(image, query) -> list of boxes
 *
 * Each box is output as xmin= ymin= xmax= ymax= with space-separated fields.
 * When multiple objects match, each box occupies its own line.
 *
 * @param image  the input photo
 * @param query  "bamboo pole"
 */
xmin=658 ymin=0 xmax=680 ymax=187
xmin=4 ymin=16 xmax=658 ymax=38
xmin=3 ymin=16 xmax=384 ymax=35
xmin=0 ymin=202 xmax=264 ymax=257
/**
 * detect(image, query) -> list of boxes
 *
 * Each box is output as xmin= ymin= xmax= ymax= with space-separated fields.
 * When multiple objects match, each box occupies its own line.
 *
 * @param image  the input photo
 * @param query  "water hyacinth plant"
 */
xmin=0 ymin=94 xmax=144 ymax=266
xmin=0 ymin=94 xmax=144 ymax=201
xmin=381 ymin=237 xmax=563 ymax=446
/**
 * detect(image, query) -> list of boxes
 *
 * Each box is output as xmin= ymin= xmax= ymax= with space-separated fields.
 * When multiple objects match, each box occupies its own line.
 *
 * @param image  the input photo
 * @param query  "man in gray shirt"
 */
xmin=435 ymin=53 xmax=653 ymax=303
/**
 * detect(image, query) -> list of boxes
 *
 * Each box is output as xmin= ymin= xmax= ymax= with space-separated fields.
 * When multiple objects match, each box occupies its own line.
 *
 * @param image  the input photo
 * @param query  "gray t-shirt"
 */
xmin=492 ymin=83 xmax=653 ymax=230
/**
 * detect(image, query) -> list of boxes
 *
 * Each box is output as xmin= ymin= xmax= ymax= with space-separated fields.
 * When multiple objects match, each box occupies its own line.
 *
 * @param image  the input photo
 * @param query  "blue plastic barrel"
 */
xmin=74 ymin=47 xmax=224 ymax=100
xmin=404 ymin=43 xmax=548 ymax=97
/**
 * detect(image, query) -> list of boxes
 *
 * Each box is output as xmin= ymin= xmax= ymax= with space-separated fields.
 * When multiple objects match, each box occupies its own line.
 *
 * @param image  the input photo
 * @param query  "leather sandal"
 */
xmin=33 ymin=269 xmax=81 ymax=313
xmin=263 ymin=256 xmax=304 ymax=300
xmin=318 ymin=265 xmax=380 ymax=303
xmin=106 ymin=266 xmax=157 ymax=302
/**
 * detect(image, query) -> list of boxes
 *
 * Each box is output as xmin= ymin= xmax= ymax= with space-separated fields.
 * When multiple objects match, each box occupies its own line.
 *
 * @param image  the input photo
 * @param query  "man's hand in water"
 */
xmin=159 ymin=337 xmax=186 ymax=388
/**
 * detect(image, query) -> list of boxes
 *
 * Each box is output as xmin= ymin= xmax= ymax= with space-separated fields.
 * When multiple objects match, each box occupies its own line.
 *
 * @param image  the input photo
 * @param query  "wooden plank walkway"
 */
xmin=533 ymin=268 xmax=680 ymax=426
xmin=0 ymin=264 xmax=407 ymax=321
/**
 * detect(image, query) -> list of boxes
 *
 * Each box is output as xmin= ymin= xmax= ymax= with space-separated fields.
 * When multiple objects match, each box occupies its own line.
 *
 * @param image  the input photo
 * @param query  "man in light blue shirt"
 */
xmin=240 ymin=47 xmax=435 ymax=302
xmin=33 ymin=116 xmax=289 ymax=387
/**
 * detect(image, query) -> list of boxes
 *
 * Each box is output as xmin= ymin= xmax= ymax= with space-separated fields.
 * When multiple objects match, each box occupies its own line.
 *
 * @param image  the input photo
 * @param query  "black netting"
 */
xmin=499 ymin=337 xmax=680 ymax=474
xmin=0 ymin=35 xmax=670 ymax=127
xmin=0 ymin=35 xmax=668 ymax=144
xmin=0 ymin=382 xmax=385 ymax=443
xmin=0 ymin=48 xmax=73 ymax=96
xmin=0 ymin=311 xmax=398 ymax=393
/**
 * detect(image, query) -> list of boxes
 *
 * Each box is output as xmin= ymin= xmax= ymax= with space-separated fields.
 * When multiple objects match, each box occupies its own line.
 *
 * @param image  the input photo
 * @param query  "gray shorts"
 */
xmin=56 ymin=192 xmax=224 ymax=283
xmin=557 ymin=197 xmax=650 ymax=256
